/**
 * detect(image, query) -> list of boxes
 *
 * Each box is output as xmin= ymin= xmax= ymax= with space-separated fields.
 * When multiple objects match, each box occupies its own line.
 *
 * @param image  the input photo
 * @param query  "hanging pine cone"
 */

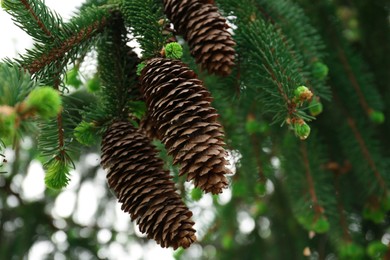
xmin=140 ymin=58 xmax=230 ymax=194
xmin=101 ymin=121 xmax=196 ymax=249
xmin=163 ymin=0 xmax=235 ymax=76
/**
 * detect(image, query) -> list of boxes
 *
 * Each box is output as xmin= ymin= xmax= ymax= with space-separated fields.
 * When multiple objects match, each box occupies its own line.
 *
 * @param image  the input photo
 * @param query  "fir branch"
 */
xmin=333 ymin=170 xmax=352 ymax=242
xmin=301 ymin=142 xmax=323 ymax=216
xmin=217 ymin=0 xmax=314 ymax=125
xmin=333 ymin=93 xmax=388 ymax=195
xmin=242 ymin=19 xmax=305 ymax=123
xmin=345 ymin=115 xmax=386 ymax=191
xmin=121 ymin=0 xmax=167 ymax=58
xmin=281 ymin=131 xmax=335 ymax=233
xmin=53 ymin=76 xmax=65 ymax=158
xmin=38 ymin=91 xmax=94 ymax=162
xmin=308 ymin=0 xmax=384 ymax=118
xmin=335 ymin=44 xmax=371 ymax=117
xmin=251 ymin=133 xmax=266 ymax=183
xmin=25 ymin=18 xmax=108 ymax=75
xmin=256 ymin=0 xmax=331 ymax=100
xmin=19 ymin=0 xmax=54 ymax=38
xmin=3 ymin=0 xmax=59 ymax=42
xmin=97 ymin=11 xmax=140 ymax=120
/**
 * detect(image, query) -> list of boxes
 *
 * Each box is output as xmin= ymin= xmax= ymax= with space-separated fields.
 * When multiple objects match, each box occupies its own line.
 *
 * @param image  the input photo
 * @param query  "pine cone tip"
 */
xmin=177 ymin=233 xmax=197 ymax=249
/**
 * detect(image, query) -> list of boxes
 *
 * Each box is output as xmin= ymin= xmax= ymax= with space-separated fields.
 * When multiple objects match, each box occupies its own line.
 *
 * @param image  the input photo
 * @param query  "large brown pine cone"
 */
xmin=101 ymin=121 xmax=196 ymax=249
xmin=140 ymin=58 xmax=230 ymax=194
xmin=163 ymin=0 xmax=235 ymax=76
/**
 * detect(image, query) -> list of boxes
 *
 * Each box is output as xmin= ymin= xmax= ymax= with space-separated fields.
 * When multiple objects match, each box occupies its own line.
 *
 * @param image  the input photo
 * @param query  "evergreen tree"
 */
xmin=0 ymin=0 xmax=389 ymax=259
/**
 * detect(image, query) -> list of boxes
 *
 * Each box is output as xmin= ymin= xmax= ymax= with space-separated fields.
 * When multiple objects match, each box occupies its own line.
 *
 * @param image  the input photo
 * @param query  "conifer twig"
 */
xmin=25 ymin=19 xmax=108 ymax=74
xmin=301 ymin=142 xmax=323 ymax=216
xmin=334 ymin=93 xmax=387 ymax=192
xmin=345 ymin=117 xmax=386 ymax=191
xmin=20 ymin=0 xmax=54 ymax=39
xmin=256 ymin=4 xmax=318 ymax=95
xmin=335 ymin=45 xmax=371 ymax=116
xmin=334 ymin=172 xmax=351 ymax=241
xmin=53 ymin=73 xmax=65 ymax=158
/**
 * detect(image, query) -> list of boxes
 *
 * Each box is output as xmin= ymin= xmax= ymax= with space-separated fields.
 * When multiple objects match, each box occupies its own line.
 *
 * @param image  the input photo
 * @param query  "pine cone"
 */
xmin=163 ymin=0 xmax=235 ymax=76
xmin=140 ymin=58 xmax=230 ymax=194
xmin=101 ymin=121 xmax=196 ymax=249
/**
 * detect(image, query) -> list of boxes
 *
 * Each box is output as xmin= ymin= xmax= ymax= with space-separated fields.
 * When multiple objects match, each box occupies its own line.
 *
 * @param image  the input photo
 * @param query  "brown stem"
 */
xmin=319 ymin=8 xmax=373 ymax=117
xmin=264 ymin=63 xmax=290 ymax=103
xmin=247 ymin=113 xmax=266 ymax=183
xmin=345 ymin=117 xmax=386 ymax=191
xmin=333 ymin=172 xmax=352 ymax=242
xmin=20 ymin=0 xmax=54 ymax=39
xmin=301 ymin=142 xmax=323 ymax=216
xmin=333 ymin=93 xmax=387 ymax=192
xmin=335 ymin=45 xmax=371 ymax=116
xmin=52 ymin=70 xmax=65 ymax=158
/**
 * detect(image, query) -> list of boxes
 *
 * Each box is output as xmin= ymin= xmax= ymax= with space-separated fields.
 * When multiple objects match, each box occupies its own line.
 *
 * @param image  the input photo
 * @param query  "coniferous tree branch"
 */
xmin=256 ymin=0 xmax=330 ymax=100
xmin=334 ymin=94 xmax=387 ymax=193
xmin=281 ymin=131 xmax=335 ymax=234
xmin=302 ymin=0 xmax=384 ymax=120
xmin=96 ymin=11 xmax=140 ymax=121
xmin=217 ymin=0 xmax=315 ymax=128
xmin=301 ymin=142 xmax=323 ymax=217
xmin=25 ymin=18 xmax=108 ymax=75
xmin=333 ymin=170 xmax=352 ymax=242
xmin=297 ymin=0 xmax=389 ymax=227
xmin=3 ymin=0 xmax=60 ymax=42
xmin=24 ymin=11 xmax=109 ymax=77
xmin=121 ymin=0 xmax=168 ymax=59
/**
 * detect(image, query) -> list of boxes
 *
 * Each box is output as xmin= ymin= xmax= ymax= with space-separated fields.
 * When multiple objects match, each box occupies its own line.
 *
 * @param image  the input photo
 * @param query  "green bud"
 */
xmin=294 ymin=86 xmax=309 ymax=97
xmin=26 ymin=87 xmax=62 ymax=119
xmin=44 ymin=159 xmax=71 ymax=190
xmin=339 ymin=242 xmax=365 ymax=259
xmin=74 ymin=121 xmax=96 ymax=146
xmin=381 ymin=194 xmax=390 ymax=211
xmin=363 ymin=205 xmax=385 ymax=223
xmin=297 ymin=215 xmax=311 ymax=229
xmin=190 ymin=187 xmax=203 ymax=201
xmin=245 ymin=115 xmax=269 ymax=135
xmin=294 ymin=122 xmax=311 ymax=140
xmin=255 ymin=201 xmax=267 ymax=215
xmin=367 ymin=241 xmax=388 ymax=258
xmin=86 ymin=76 xmax=101 ymax=92
xmin=232 ymin=180 xmax=247 ymax=197
xmin=173 ymin=247 xmax=185 ymax=258
xmin=245 ymin=119 xmax=259 ymax=134
xmin=66 ymin=68 xmax=82 ymax=89
xmin=137 ymin=62 xmax=147 ymax=76
xmin=312 ymin=62 xmax=329 ymax=80
xmin=164 ymin=42 xmax=183 ymax=59
xmin=369 ymin=110 xmax=385 ymax=124
xmin=0 ymin=112 xmax=16 ymax=138
xmin=255 ymin=182 xmax=266 ymax=196
xmin=294 ymin=86 xmax=313 ymax=103
xmin=311 ymin=216 xmax=330 ymax=233
xmin=309 ymin=98 xmax=323 ymax=116
xmin=222 ymin=233 xmax=234 ymax=249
